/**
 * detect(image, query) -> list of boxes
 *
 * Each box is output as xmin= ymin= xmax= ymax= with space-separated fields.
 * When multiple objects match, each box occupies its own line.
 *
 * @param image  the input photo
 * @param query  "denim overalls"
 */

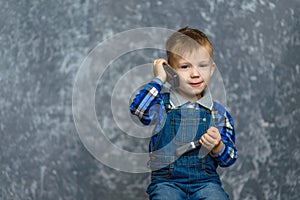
xmin=147 ymin=93 xmax=229 ymax=199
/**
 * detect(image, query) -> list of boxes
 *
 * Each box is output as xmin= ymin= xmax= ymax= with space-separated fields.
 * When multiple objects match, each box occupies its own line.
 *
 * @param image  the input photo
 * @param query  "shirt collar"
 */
xmin=169 ymin=89 xmax=213 ymax=110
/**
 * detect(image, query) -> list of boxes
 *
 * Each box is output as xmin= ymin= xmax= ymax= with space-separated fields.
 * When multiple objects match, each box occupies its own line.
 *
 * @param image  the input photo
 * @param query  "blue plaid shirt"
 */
xmin=130 ymin=78 xmax=237 ymax=167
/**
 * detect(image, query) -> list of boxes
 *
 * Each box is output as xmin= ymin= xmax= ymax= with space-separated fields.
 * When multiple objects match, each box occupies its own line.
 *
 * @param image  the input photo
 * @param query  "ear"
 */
xmin=210 ymin=62 xmax=216 ymax=77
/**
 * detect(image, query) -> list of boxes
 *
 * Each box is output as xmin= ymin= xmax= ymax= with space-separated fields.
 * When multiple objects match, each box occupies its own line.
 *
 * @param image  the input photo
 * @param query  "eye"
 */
xmin=180 ymin=65 xmax=191 ymax=69
xmin=199 ymin=64 xmax=209 ymax=68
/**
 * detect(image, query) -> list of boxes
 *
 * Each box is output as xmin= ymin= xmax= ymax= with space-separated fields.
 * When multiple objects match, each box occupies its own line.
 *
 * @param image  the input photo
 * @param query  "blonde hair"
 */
xmin=166 ymin=27 xmax=213 ymax=63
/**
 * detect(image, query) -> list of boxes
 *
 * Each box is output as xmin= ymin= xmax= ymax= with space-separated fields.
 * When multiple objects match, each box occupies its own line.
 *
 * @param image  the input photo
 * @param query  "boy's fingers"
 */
xmin=200 ymin=131 xmax=222 ymax=149
xmin=199 ymin=137 xmax=214 ymax=150
xmin=154 ymin=58 xmax=168 ymax=65
xmin=206 ymin=130 xmax=218 ymax=139
xmin=208 ymin=126 xmax=218 ymax=133
xmin=200 ymin=134 xmax=215 ymax=149
xmin=202 ymin=133 xmax=215 ymax=144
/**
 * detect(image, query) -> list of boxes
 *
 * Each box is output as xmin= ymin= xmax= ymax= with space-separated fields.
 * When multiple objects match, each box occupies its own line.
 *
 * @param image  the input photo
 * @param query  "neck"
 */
xmin=175 ymin=90 xmax=203 ymax=102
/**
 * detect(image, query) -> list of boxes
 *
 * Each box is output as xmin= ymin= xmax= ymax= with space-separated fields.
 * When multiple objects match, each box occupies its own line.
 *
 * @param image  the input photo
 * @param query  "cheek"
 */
xmin=199 ymin=71 xmax=211 ymax=80
xmin=177 ymin=71 xmax=188 ymax=80
xmin=179 ymin=77 xmax=187 ymax=87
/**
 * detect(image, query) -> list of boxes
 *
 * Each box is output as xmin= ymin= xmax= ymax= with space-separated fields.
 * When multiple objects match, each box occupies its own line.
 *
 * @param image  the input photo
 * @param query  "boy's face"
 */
xmin=169 ymin=47 xmax=215 ymax=101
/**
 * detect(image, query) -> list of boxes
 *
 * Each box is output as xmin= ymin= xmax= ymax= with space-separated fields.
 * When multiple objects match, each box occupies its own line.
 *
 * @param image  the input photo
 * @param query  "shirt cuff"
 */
xmin=210 ymin=144 xmax=226 ymax=157
xmin=152 ymin=77 xmax=163 ymax=87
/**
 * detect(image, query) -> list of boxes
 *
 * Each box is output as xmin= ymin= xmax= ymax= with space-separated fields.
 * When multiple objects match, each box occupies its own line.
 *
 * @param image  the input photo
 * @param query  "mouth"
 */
xmin=189 ymin=81 xmax=204 ymax=87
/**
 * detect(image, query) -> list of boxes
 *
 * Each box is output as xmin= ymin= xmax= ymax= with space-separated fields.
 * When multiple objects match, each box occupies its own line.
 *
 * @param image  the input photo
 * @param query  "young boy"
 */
xmin=130 ymin=27 xmax=237 ymax=200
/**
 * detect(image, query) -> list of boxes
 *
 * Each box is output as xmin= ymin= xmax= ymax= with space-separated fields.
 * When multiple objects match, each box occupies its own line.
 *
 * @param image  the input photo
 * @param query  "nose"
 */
xmin=190 ymin=66 xmax=201 ymax=78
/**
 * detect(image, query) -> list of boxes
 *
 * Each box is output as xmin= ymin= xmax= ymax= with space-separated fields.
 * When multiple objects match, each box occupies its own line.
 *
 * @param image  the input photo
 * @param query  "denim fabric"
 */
xmin=147 ymin=181 xmax=229 ymax=200
xmin=147 ymin=94 xmax=229 ymax=199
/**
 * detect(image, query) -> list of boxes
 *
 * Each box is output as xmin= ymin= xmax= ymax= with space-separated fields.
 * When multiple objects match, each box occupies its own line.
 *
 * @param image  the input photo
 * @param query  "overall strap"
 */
xmin=161 ymin=93 xmax=172 ymax=113
xmin=209 ymin=109 xmax=216 ymax=127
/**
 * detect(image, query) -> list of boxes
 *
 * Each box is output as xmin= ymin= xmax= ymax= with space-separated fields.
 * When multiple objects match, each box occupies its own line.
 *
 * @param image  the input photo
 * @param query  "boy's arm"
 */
xmin=129 ymin=78 xmax=164 ymax=125
xmin=210 ymin=107 xmax=237 ymax=167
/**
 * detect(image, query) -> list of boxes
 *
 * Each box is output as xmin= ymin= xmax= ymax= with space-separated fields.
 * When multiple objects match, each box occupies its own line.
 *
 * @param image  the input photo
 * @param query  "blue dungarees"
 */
xmin=147 ymin=93 xmax=229 ymax=200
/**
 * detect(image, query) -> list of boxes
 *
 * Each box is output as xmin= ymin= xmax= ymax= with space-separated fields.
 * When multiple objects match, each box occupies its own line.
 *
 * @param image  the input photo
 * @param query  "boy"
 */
xmin=130 ymin=27 xmax=237 ymax=200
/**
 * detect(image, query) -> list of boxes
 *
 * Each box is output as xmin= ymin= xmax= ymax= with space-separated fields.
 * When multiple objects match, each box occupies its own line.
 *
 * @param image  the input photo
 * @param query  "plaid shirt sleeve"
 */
xmin=129 ymin=78 xmax=164 ymax=125
xmin=210 ymin=102 xmax=237 ymax=167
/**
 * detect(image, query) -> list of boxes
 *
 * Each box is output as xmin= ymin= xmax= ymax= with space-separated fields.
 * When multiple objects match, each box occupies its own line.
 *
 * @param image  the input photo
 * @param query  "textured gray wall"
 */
xmin=1 ymin=0 xmax=299 ymax=199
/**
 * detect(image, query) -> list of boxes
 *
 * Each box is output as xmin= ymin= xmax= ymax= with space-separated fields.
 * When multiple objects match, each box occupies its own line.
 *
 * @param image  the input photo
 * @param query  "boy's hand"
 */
xmin=153 ymin=58 xmax=168 ymax=83
xmin=199 ymin=126 xmax=223 ymax=154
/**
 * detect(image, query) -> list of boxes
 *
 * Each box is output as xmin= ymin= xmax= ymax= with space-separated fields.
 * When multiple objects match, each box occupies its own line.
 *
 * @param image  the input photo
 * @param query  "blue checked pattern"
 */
xmin=130 ymin=78 xmax=237 ymax=167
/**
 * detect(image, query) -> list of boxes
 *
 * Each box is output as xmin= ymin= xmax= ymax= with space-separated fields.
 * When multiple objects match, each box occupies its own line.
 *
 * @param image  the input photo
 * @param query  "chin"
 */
xmin=192 ymin=88 xmax=205 ymax=95
xmin=177 ymin=86 xmax=206 ymax=99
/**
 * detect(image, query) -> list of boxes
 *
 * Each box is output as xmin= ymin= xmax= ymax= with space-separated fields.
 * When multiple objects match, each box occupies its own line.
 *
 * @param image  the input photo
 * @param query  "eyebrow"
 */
xmin=177 ymin=60 xmax=212 ymax=66
xmin=177 ymin=61 xmax=191 ymax=65
xmin=199 ymin=61 xmax=212 ymax=64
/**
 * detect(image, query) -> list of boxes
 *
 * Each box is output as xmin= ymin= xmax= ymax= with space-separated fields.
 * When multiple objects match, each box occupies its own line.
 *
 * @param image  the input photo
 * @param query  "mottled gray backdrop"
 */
xmin=1 ymin=0 xmax=299 ymax=199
